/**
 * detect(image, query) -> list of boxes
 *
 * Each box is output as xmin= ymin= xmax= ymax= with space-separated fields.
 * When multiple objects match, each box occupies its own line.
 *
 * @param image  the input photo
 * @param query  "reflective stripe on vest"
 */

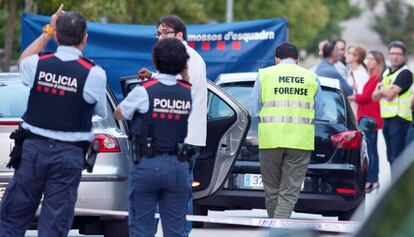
xmin=380 ymin=65 xmax=413 ymax=121
xmin=262 ymin=100 xmax=315 ymax=110
xmin=258 ymin=64 xmax=317 ymax=150
xmin=260 ymin=116 xmax=314 ymax=125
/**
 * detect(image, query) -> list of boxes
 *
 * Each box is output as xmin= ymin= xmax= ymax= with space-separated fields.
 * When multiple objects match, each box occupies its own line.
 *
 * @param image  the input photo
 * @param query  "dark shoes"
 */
xmin=365 ymin=182 xmax=379 ymax=193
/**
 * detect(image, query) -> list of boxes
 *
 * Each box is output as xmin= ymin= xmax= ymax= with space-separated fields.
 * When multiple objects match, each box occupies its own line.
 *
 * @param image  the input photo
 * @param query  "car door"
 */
xmin=120 ymin=77 xmax=250 ymax=200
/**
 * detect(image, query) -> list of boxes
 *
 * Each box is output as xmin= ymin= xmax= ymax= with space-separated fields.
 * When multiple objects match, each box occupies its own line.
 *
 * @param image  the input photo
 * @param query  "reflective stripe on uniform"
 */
xmin=260 ymin=116 xmax=314 ymax=125
xmin=262 ymin=100 xmax=314 ymax=110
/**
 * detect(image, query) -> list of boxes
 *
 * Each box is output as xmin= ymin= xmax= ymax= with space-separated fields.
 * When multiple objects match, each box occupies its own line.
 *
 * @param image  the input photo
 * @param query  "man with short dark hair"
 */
xmin=315 ymin=39 xmax=353 ymax=96
xmin=373 ymin=40 xmax=413 ymax=168
xmin=250 ymin=42 xmax=318 ymax=218
xmin=0 ymin=5 xmax=107 ymax=237
xmin=139 ymin=15 xmax=207 ymax=236
xmin=115 ymin=38 xmax=191 ymax=237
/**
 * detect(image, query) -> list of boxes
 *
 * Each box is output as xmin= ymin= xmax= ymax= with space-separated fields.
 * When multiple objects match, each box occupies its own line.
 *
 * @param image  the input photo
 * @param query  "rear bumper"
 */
xmin=196 ymin=189 xmax=364 ymax=214
xmin=0 ymin=173 xmax=128 ymax=214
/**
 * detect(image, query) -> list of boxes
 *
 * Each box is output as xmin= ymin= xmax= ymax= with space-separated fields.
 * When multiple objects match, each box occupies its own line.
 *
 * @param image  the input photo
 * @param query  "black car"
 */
xmin=194 ymin=72 xmax=370 ymax=222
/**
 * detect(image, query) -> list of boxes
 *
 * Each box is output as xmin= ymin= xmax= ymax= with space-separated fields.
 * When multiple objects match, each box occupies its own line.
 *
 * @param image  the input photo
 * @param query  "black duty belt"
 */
xmin=139 ymin=146 xmax=177 ymax=157
xmin=26 ymin=131 xmax=86 ymax=149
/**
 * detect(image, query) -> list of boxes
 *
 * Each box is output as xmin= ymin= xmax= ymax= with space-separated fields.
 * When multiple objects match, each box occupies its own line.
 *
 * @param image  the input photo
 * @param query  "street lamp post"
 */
xmin=226 ymin=0 xmax=233 ymax=23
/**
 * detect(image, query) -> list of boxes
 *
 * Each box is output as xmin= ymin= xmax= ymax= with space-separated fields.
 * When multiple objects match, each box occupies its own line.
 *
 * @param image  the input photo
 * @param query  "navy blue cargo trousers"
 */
xmin=0 ymin=138 xmax=84 ymax=237
xmin=128 ymin=154 xmax=190 ymax=237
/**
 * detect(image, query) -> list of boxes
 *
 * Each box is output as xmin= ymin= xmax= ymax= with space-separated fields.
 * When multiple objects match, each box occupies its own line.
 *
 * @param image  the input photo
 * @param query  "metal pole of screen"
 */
xmin=226 ymin=0 xmax=233 ymax=23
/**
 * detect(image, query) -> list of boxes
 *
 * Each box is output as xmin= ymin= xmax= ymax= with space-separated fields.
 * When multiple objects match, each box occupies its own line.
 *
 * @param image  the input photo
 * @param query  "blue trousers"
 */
xmin=382 ymin=117 xmax=410 ymax=165
xmin=128 ymin=154 xmax=190 ymax=237
xmin=405 ymin=125 xmax=414 ymax=146
xmin=0 ymin=139 xmax=84 ymax=237
xmin=366 ymin=131 xmax=379 ymax=182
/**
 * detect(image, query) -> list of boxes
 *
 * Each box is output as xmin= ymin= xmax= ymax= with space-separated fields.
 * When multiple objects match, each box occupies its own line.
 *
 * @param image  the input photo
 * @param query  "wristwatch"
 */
xmin=43 ymin=24 xmax=55 ymax=36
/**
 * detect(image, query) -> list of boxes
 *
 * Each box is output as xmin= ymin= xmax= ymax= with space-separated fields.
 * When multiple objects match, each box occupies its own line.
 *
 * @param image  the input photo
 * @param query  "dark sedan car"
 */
xmin=193 ymin=72 xmax=370 ymax=222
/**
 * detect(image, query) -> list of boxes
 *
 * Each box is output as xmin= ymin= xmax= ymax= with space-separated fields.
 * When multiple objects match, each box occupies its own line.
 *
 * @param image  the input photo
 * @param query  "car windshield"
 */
xmin=220 ymin=82 xmax=346 ymax=124
xmin=0 ymin=79 xmax=29 ymax=118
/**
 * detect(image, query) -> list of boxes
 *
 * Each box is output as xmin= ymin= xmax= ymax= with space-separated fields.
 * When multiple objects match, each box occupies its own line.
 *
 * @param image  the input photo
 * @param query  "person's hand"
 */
xmin=180 ymin=65 xmax=189 ymax=82
xmin=138 ymin=68 xmax=153 ymax=79
xmin=348 ymin=95 xmax=355 ymax=101
xmin=352 ymin=83 xmax=358 ymax=91
xmin=50 ymin=4 xmax=65 ymax=30
xmin=376 ymin=83 xmax=383 ymax=91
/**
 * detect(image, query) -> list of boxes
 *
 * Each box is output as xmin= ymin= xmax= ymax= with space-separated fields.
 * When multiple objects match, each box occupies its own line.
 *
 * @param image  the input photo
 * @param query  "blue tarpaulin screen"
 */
xmin=21 ymin=14 xmax=287 ymax=100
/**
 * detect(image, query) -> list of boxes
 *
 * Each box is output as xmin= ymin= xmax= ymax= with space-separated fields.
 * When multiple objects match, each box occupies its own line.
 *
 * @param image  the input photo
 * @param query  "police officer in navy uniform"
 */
xmin=115 ymin=38 xmax=191 ymax=237
xmin=0 ymin=5 xmax=107 ymax=237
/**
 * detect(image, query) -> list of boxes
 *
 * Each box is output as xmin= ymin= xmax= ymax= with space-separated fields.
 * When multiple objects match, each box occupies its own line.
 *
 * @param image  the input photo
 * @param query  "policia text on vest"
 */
xmin=274 ymin=76 xmax=308 ymax=96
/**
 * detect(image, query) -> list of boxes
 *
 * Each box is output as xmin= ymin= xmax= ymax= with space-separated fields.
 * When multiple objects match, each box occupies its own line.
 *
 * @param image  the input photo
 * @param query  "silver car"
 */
xmin=0 ymin=73 xmax=250 ymax=237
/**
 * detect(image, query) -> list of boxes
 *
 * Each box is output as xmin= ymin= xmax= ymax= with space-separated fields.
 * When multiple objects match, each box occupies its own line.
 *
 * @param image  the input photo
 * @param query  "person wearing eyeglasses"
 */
xmin=138 ymin=15 xmax=207 ymax=237
xmin=373 ymin=41 xmax=413 ymax=175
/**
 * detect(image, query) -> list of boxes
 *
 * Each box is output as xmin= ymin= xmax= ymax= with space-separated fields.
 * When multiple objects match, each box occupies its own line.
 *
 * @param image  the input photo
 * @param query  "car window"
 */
xmin=315 ymin=87 xmax=346 ymax=124
xmin=220 ymin=82 xmax=346 ymax=124
xmin=219 ymin=82 xmax=253 ymax=111
xmin=207 ymin=90 xmax=235 ymax=119
xmin=92 ymin=101 xmax=118 ymax=129
xmin=357 ymin=155 xmax=414 ymax=237
xmin=0 ymin=80 xmax=29 ymax=118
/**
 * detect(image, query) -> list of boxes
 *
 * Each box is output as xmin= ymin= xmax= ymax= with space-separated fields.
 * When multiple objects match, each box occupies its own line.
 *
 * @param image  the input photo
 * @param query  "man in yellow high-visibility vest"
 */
xmin=373 ymin=41 xmax=413 ymax=168
xmin=250 ymin=42 xmax=318 ymax=218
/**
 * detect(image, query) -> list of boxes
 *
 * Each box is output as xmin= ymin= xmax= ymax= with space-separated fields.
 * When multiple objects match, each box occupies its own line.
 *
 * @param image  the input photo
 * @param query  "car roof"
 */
xmin=216 ymin=72 xmax=342 ymax=90
xmin=0 ymin=73 xmax=21 ymax=81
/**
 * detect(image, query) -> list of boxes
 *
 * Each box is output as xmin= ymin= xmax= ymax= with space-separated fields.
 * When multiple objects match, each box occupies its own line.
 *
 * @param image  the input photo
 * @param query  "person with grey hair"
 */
xmin=373 ymin=40 xmax=413 ymax=172
xmin=0 ymin=5 xmax=107 ymax=237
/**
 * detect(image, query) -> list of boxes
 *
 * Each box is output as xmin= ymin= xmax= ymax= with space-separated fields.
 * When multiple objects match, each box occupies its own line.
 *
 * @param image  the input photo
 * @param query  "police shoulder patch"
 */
xmin=77 ymin=56 xmax=96 ymax=70
xmin=38 ymin=51 xmax=54 ymax=60
xmin=142 ymin=79 xmax=160 ymax=88
xmin=177 ymin=79 xmax=192 ymax=89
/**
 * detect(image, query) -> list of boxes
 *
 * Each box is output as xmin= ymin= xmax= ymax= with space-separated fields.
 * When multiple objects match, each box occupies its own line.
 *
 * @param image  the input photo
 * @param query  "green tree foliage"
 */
xmin=197 ymin=0 xmax=359 ymax=54
xmin=368 ymin=0 xmax=414 ymax=53
xmin=2 ymin=0 xmax=360 ymax=62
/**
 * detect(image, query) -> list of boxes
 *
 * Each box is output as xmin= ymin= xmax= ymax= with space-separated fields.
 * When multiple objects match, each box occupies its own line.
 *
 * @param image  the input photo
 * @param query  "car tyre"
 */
xmin=192 ymin=203 xmax=208 ymax=228
xmin=103 ymin=218 xmax=129 ymax=237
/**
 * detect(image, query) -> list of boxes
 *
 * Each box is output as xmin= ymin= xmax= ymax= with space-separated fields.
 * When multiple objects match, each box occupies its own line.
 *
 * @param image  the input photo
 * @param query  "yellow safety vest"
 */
xmin=380 ymin=65 xmax=413 ymax=121
xmin=258 ymin=64 xmax=317 ymax=150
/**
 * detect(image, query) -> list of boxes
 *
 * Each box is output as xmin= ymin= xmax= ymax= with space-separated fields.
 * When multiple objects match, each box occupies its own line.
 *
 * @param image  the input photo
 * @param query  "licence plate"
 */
xmin=244 ymin=174 xmax=305 ymax=190
xmin=244 ymin=174 xmax=263 ymax=188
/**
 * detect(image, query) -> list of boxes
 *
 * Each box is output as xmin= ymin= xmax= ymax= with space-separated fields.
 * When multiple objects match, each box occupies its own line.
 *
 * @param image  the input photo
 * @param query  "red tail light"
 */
xmin=330 ymin=131 xmax=361 ymax=149
xmin=93 ymin=134 xmax=121 ymax=153
xmin=336 ymin=188 xmax=357 ymax=195
xmin=0 ymin=121 xmax=21 ymax=126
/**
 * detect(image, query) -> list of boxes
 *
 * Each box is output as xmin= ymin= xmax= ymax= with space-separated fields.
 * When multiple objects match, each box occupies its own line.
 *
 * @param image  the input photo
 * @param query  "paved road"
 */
xmin=26 ymin=132 xmax=392 ymax=236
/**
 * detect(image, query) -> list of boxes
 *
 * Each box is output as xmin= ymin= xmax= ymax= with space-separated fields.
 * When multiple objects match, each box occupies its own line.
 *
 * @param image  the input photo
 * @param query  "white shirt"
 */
xmin=183 ymin=42 xmax=207 ymax=146
xmin=349 ymin=64 xmax=369 ymax=94
xmin=19 ymin=46 xmax=107 ymax=141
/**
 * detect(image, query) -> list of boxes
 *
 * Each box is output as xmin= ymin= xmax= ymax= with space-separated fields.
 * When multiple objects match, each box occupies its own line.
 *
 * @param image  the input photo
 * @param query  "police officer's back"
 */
xmin=0 ymin=6 xmax=107 ymax=237
xmin=114 ymin=38 xmax=192 ymax=237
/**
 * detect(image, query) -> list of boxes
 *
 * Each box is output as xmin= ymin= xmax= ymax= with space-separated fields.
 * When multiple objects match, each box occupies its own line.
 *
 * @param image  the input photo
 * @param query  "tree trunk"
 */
xmin=2 ymin=0 xmax=17 ymax=72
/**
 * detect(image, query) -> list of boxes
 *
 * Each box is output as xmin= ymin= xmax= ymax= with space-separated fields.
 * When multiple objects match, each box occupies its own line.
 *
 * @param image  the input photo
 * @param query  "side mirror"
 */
xmin=358 ymin=116 xmax=377 ymax=133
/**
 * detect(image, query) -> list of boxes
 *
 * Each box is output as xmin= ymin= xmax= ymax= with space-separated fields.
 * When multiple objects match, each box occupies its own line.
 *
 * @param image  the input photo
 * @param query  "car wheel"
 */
xmin=192 ymin=203 xmax=208 ymax=228
xmin=103 ymin=218 xmax=129 ymax=237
